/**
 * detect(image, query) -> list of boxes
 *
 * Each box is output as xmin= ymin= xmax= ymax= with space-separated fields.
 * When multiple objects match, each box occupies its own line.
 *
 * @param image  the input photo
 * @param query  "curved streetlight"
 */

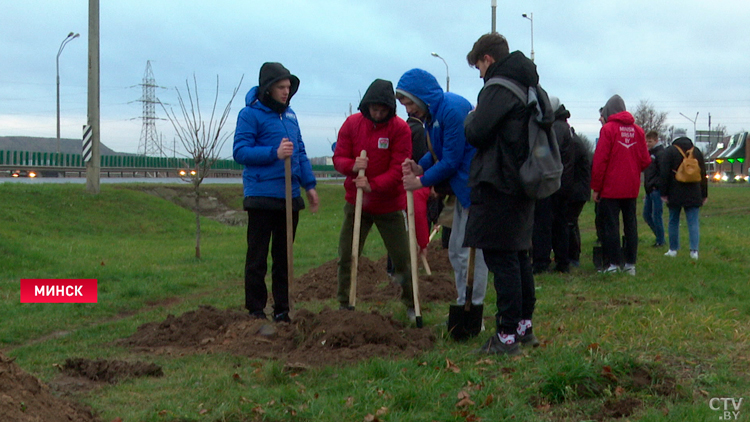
xmin=522 ymin=13 xmax=535 ymax=62
xmin=430 ymin=52 xmax=450 ymax=92
xmin=679 ymin=111 xmax=699 ymax=140
xmin=56 ymin=31 xmax=80 ymax=154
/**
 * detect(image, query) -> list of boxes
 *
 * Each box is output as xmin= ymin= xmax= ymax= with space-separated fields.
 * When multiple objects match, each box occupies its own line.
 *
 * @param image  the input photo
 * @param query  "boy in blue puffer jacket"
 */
xmin=233 ymin=62 xmax=319 ymax=323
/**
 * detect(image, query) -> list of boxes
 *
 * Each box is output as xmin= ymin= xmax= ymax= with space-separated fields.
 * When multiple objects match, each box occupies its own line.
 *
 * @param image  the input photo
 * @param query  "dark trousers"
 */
xmin=244 ymin=208 xmax=299 ymax=315
xmin=598 ymin=198 xmax=638 ymax=266
xmin=483 ymin=249 xmax=536 ymax=335
xmin=532 ymin=194 xmax=570 ymax=270
xmin=565 ymin=200 xmax=587 ymax=263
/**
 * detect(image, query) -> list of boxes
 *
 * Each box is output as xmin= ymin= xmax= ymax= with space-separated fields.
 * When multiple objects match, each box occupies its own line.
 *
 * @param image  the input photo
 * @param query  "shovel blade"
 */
xmin=447 ymin=303 xmax=483 ymax=341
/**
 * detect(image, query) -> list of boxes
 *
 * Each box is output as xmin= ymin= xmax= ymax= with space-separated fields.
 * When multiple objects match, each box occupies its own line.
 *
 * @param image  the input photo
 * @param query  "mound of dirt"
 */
xmin=117 ymin=306 xmax=435 ymax=367
xmin=293 ymin=249 xmax=456 ymax=304
xmin=0 ymin=353 xmax=100 ymax=422
xmin=61 ymin=358 xmax=163 ymax=384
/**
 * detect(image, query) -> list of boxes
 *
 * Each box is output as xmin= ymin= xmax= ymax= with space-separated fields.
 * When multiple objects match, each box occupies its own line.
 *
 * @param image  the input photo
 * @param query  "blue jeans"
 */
xmin=668 ymin=206 xmax=700 ymax=251
xmin=643 ymin=190 xmax=665 ymax=245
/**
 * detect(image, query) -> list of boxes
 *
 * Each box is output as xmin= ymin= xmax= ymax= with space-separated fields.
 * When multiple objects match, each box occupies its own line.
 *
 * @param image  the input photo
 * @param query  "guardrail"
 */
xmin=0 ymin=150 xmax=337 ymax=178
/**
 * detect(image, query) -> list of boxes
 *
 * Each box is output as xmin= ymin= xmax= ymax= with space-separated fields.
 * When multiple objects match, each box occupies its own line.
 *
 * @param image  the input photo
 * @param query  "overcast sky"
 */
xmin=2 ymin=0 xmax=749 ymax=159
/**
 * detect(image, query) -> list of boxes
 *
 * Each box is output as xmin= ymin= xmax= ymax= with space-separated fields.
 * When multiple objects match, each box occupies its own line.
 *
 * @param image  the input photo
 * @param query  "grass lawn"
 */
xmin=0 ymin=181 xmax=748 ymax=421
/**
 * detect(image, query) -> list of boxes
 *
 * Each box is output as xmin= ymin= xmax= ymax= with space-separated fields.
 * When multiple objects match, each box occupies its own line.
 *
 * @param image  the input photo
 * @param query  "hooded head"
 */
xmin=672 ymin=128 xmax=688 ymax=142
xmin=550 ymin=96 xmax=561 ymax=113
xmin=395 ymin=69 xmax=443 ymax=120
xmin=600 ymin=94 xmax=626 ymax=122
xmin=258 ymin=62 xmax=300 ymax=114
xmin=358 ymin=79 xmax=396 ymax=124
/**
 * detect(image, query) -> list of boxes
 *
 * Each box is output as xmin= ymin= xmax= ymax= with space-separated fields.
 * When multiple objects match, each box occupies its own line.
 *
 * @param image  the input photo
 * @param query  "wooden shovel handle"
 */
xmin=407 ymin=190 xmax=423 ymax=327
xmin=349 ymin=150 xmax=367 ymax=308
xmin=285 ymin=156 xmax=294 ymax=311
xmin=464 ymin=248 xmax=476 ymax=312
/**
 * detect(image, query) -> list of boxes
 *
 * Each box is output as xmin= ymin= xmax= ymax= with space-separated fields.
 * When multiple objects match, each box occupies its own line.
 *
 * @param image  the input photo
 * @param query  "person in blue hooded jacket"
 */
xmin=396 ymin=68 xmax=489 ymax=310
xmin=233 ymin=62 xmax=319 ymax=323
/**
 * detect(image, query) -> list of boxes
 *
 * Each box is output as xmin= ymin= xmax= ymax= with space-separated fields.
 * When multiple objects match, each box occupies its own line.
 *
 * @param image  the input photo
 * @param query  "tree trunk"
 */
xmin=194 ymin=186 xmax=201 ymax=259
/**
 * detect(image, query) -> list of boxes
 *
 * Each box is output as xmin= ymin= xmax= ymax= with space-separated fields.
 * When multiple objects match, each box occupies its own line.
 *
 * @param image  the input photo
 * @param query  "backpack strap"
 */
xmin=484 ymin=76 xmax=527 ymax=103
xmin=675 ymin=145 xmax=687 ymax=158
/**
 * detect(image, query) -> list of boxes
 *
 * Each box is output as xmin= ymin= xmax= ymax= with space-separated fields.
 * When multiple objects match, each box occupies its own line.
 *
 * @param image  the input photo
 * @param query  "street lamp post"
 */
xmin=679 ymin=111 xmax=699 ymax=140
xmin=522 ymin=13 xmax=534 ymax=62
xmin=56 ymin=32 xmax=80 ymax=154
xmin=491 ymin=0 xmax=497 ymax=33
xmin=430 ymin=52 xmax=450 ymax=92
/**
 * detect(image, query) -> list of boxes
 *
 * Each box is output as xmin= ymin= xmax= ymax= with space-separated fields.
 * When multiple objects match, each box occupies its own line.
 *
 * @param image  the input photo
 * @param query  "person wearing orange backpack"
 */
xmin=659 ymin=131 xmax=708 ymax=260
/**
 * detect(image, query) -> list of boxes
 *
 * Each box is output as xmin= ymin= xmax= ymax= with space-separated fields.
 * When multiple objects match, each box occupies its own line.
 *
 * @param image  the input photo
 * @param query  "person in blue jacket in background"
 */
xmin=397 ymin=68 xmax=489 ymax=310
xmin=233 ymin=62 xmax=319 ymax=323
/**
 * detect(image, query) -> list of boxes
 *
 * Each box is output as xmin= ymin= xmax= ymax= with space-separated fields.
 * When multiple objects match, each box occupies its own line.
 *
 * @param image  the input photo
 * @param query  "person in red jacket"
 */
xmin=591 ymin=95 xmax=651 ymax=275
xmin=333 ymin=79 xmax=414 ymax=317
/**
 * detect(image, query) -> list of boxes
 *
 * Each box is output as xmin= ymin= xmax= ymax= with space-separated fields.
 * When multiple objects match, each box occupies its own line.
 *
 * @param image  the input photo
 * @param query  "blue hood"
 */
xmin=245 ymin=86 xmax=260 ymax=107
xmin=396 ymin=69 xmax=444 ymax=119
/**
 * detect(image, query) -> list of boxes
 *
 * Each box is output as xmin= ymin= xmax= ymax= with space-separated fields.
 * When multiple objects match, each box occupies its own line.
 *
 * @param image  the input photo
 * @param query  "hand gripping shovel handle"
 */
xmin=285 ymin=156 xmax=294 ymax=311
xmin=348 ymin=150 xmax=367 ymax=309
xmin=407 ymin=190 xmax=423 ymax=328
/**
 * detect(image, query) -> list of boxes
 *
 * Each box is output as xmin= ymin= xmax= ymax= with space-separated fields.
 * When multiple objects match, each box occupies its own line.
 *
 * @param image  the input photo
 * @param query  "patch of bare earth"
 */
xmin=116 ymin=305 xmax=436 ymax=368
xmin=0 ymin=352 xmax=101 ymax=422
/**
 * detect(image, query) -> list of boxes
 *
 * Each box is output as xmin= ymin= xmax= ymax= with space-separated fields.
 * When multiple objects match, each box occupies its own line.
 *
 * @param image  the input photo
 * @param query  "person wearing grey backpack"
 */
xmin=463 ymin=32 xmax=544 ymax=356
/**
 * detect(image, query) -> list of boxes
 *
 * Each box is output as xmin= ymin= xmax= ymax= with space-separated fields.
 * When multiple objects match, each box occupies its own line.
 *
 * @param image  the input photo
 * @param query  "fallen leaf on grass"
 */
xmin=601 ymin=365 xmax=618 ymax=381
xmin=482 ymin=393 xmax=494 ymax=407
xmin=345 ymin=396 xmax=355 ymax=408
xmin=363 ymin=414 xmax=379 ymax=422
xmin=615 ymin=386 xmax=625 ymax=397
xmin=587 ymin=342 xmax=600 ymax=351
xmin=376 ymin=407 xmax=388 ymax=416
xmin=456 ymin=397 xmax=475 ymax=408
xmin=445 ymin=358 xmax=461 ymax=373
xmin=199 ymin=409 xmax=208 ymax=415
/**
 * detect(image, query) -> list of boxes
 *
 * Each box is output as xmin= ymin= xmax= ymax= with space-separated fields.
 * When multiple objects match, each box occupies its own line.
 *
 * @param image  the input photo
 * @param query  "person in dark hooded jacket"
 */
xmin=333 ymin=79 xmax=415 ymax=316
xmin=233 ymin=62 xmax=319 ymax=323
xmin=591 ymin=95 xmax=651 ymax=275
xmin=532 ymin=97 xmax=574 ymax=274
xmin=643 ymin=130 xmax=666 ymax=247
xmin=462 ymin=32 xmax=541 ymax=356
xmin=565 ymin=127 xmax=592 ymax=267
xmin=659 ymin=135 xmax=708 ymax=259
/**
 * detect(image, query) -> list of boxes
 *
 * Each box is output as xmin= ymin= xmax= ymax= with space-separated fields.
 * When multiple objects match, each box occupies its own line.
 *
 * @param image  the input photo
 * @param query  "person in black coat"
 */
xmin=659 ymin=135 xmax=708 ymax=259
xmin=565 ymin=127 xmax=592 ymax=267
xmin=642 ymin=130 xmax=666 ymax=247
xmin=463 ymin=33 xmax=541 ymax=356
xmin=532 ymin=97 xmax=574 ymax=273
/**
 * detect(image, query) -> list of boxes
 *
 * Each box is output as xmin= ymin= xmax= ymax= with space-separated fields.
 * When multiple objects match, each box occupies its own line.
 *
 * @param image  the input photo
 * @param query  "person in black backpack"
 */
xmin=659 ymin=133 xmax=708 ymax=259
xmin=463 ymin=32 xmax=541 ymax=356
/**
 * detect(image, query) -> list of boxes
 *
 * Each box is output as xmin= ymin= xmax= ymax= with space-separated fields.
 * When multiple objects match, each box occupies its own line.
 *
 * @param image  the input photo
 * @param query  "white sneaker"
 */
xmin=623 ymin=264 xmax=636 ymax=276
xmin=664 ymin=250 xmax=677 ymax=257
xmin=690 ymin=250 xmax=699 ymax=260
xmin=598 ymin=264 xmax=619 ymax=274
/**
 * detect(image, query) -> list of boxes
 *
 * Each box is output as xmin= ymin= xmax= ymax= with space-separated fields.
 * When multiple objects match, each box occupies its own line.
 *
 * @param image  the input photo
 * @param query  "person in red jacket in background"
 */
xmin=333 ymin=79 xmax=415 ymax=318
xmin=591 ymin=95 xmax=651 ymax=275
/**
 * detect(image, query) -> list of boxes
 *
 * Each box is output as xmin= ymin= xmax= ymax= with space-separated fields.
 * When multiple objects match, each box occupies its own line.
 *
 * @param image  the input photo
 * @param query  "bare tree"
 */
xmin=160 ymin=74 xmax=244 ymax=258
xmin=633 ymin=100 xmax=669 ymax=139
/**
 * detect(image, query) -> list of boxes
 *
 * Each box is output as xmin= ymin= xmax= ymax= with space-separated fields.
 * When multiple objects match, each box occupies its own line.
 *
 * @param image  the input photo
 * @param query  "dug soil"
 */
xmin=0 ymin=352 xmax=101 ymax=422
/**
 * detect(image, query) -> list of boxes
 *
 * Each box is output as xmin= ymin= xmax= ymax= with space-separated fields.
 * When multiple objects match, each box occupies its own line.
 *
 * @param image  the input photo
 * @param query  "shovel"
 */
xmin=447 ymin=248 xmax=483 ymax=341
xmin=406 ymin=190 xmax=423 ymax=328
xmin=348 ymin=150 xmax=367 ymax=309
